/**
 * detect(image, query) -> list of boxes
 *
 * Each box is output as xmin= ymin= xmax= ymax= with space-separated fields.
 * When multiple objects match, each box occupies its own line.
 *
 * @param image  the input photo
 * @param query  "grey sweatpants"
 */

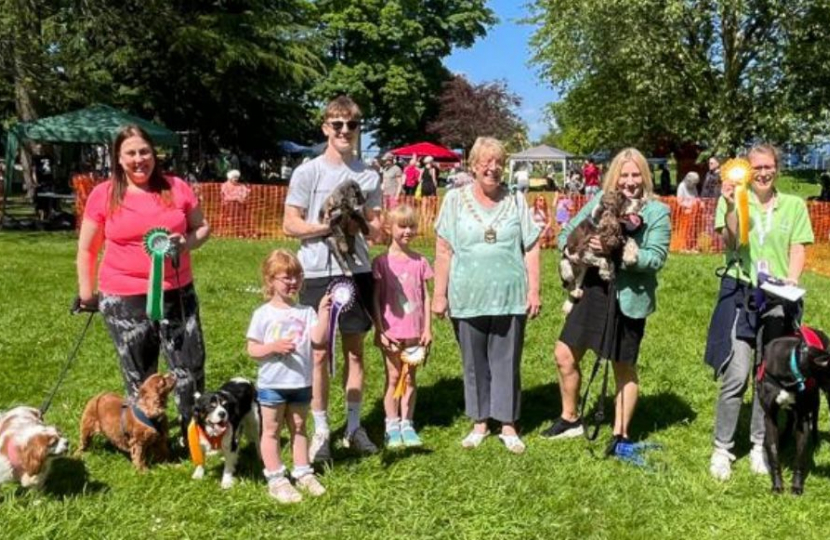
xmin=713 ymin=304 xmax=787 ymax=450
xmin=452 ymin=315 xmax=526 ymax=424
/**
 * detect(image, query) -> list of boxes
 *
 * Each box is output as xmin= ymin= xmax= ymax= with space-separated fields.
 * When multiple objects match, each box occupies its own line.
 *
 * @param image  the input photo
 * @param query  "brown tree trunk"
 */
xmin=12 ymin=0 xmax=41 ymax=200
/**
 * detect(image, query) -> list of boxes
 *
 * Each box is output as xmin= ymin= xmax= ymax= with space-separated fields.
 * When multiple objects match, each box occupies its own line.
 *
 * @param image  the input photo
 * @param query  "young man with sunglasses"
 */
xmin=283 ymin=96 xmax=383 ymax=461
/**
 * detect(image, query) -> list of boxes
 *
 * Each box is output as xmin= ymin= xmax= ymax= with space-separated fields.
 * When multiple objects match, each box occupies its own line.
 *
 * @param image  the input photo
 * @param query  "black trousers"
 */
xmin=99 ymin=283 xmax=206 ymax=435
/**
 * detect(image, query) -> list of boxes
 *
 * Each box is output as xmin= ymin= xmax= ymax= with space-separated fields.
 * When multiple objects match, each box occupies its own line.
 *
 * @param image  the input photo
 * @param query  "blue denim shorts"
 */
xmin=257 ymin=386 xmax=312 ymax=406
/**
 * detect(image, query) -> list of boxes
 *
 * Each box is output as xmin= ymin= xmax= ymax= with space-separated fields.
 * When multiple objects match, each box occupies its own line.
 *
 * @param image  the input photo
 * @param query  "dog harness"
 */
xmin=187 ymin=420 xmax=225 ymax=467
xmin=759 ymin=326 xmax=825 ymax=393
xmin=120 ymin=402 xmax=162 ymax=437
xmin=794 ymin=326 xmax=826 ymax=391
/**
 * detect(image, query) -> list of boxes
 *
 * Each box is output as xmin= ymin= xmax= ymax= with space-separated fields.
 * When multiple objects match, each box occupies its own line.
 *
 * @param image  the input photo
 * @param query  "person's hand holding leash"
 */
xmin=72 ymin=295 xmax=99 ymax=314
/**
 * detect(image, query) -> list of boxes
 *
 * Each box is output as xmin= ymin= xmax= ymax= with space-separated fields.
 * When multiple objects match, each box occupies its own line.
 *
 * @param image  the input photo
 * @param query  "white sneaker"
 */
xmin=710 ymin=447 xmax=736 ymax=481
xmin=296 ymin=473 xmax=326 ymax=497
xmin=342 ymin=427 xmax=378 ymax=454
xmin=309 ymin=431 xmax=331 ymax=463
xmin=749 ymin=444 xmax=770 ymax=475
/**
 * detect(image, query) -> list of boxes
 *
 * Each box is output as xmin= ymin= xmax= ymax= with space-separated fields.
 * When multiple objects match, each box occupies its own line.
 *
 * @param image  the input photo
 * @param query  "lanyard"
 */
xmin=755 ymin=196 xmax=775 ymax=246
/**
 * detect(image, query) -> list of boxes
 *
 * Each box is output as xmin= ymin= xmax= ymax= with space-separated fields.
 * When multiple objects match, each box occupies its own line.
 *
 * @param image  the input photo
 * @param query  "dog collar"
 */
xmin=790 ymin=347 xmax=807 ymax=393
xmin=121 ymin=403 xmax=162 ymax=435
xmin=197 ymin=424 xmax=225 ymax=450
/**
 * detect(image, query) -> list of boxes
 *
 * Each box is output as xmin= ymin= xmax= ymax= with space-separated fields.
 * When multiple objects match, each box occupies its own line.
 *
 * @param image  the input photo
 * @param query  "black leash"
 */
xmin=579 ymin=273 xmax=619 ymax=443
xmin=39 ymin=308 xmax=96 ymax=416
xmin=580 ymin=352 xmax=610 ymax=442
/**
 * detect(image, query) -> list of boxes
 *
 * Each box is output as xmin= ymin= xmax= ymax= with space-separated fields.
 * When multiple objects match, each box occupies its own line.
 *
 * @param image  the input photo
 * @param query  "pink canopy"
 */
xmin=390 ymin=142 xmax=461 ymax=162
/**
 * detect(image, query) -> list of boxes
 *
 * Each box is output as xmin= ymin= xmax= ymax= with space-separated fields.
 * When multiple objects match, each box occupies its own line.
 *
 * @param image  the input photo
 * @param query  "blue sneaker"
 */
xmin=385 ymin=429 xmax=403 ymax=449
xmin=401 ymin=426 xmax=423 ymax=447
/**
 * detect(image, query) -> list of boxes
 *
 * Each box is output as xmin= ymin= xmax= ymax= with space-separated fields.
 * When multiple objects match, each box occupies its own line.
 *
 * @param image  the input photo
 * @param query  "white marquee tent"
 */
xmin=507 ymin=144 xmax=575 ymax=184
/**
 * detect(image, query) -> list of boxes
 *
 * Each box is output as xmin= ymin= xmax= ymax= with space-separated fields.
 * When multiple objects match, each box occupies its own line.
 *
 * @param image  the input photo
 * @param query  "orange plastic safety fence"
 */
xmin=71 ymin=177 xmax=830 ymax=265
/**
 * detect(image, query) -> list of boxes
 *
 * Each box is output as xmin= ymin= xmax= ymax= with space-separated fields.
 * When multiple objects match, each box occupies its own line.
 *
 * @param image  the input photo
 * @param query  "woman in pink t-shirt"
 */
xmin=76 ymin=124 xmax=211 ymax=444
xmin=371 ymin=204 xmax=433 ymax=448
xmin=402 ymin=156 xmax=422 ymax=196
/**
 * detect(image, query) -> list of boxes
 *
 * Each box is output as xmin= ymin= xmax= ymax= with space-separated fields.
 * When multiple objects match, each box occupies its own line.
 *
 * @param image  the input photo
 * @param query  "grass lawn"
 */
xmin=2 ymin=232 xmax=830 ymax=539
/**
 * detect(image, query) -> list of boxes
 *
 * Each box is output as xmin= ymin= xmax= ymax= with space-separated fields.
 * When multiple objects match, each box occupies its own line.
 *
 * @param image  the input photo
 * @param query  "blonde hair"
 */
xmin=602 ymin=148 xmax=654 ymax=197
xmin=261 ymin=249 xmax=303 ymax=298
xmin=468 ymin=137 xmax=506 ymax=170
xmin=384 ymin=204 xmax=420 ymax=234
xmin=324 ymin=95 xmax=362 ymax=121
xmin=748 ymin=143 xmax=781 ymax=170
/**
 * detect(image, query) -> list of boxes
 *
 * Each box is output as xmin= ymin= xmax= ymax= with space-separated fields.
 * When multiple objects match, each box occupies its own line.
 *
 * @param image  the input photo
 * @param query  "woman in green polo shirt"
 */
xmin=706 ymin=144 xmax=814 ymax=481
xmin=541 ymin=148 xmax=671 ymax=458
xmin=432 ymin=136 xmax=542 ymax=454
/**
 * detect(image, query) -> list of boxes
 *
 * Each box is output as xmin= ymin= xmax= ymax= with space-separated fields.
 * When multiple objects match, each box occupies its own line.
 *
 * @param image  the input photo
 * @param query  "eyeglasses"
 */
xmin=274 ymin=275 xmax=302 ymax=284
xmin=327 ymin=120 xmax=360 ymax=132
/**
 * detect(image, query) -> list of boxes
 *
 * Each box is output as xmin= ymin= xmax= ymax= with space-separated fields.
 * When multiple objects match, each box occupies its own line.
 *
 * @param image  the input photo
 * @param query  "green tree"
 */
xmin=528 ymin=0 xmax=830 ymax=157
xmin=312 ymin=0 xmax=496 ymax=148
xmin=48 ymin=0 xmax=324 ymax=156
xmin=0 ymin=0 xmax=63 ymax=194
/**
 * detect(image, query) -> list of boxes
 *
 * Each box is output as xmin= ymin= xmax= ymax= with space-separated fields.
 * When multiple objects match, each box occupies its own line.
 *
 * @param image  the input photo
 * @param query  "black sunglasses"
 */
xmin=327 ymin=120 xmax=360 ymax=132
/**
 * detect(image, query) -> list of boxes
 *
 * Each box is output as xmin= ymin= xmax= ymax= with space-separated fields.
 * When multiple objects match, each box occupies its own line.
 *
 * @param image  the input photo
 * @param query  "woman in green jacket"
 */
xmin=541 ymin=148 xmax=671 ymax=456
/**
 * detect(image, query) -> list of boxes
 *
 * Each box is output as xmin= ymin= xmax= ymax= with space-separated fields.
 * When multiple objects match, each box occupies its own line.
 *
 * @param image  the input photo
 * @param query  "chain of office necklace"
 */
xmin=462 ymin=186 xmax=513 ymax=244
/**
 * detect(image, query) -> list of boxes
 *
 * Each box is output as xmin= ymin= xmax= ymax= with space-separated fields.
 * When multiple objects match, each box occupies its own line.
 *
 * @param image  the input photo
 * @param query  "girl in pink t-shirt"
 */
xmin=371 ymin=204 xmax=433 ymax=448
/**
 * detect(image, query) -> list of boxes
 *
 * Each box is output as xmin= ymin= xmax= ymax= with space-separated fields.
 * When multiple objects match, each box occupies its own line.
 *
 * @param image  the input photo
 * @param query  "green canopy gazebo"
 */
xmin=3 ymin=104 xmax=180 ymax=194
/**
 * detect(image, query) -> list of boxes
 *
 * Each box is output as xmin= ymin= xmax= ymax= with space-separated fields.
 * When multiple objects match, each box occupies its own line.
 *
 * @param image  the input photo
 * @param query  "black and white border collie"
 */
xmin=190 ymin=378 xmax=260 ymax=489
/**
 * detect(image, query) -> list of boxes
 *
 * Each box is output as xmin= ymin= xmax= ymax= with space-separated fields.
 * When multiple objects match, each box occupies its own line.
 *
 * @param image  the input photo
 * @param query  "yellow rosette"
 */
xmin=721 ymin=158 xmax=752 ymax=245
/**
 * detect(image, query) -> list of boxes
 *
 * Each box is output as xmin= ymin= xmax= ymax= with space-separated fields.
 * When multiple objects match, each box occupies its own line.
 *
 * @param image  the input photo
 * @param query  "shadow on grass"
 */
xmin=379 ymin=446 xmax=434 ymax=468
xmin=43 ymin=457 xmax=108 ymax=497
xmin=520 ymin=382 xmax=561 ymax=433
xmin=631 ymin=391 xmax=697 ymax=440
xmin=363 ymin=375 xmax=466 ymax=434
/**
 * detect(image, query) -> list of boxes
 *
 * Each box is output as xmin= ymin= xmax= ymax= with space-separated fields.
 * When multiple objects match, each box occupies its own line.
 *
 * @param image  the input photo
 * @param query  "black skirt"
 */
xmin=559 ymin=268 xmax=646 ymax=363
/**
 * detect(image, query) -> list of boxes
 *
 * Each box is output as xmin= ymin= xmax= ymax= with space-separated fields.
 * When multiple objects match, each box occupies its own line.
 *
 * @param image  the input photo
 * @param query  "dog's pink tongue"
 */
xmin=624 ymin=215 xmax=643 ymax=232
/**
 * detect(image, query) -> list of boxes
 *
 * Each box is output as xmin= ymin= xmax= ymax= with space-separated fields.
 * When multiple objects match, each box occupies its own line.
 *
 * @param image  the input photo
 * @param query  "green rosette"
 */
xmin=143 ymin=227 xmax=173 ymax=321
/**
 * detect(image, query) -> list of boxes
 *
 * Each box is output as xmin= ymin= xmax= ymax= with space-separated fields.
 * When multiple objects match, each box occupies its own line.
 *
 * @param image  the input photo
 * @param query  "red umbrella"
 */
xmin=390 ymin=142 xmax=461 ymax=162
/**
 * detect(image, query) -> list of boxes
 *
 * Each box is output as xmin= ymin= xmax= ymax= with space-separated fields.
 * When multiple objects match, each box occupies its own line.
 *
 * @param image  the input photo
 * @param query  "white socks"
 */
xmin=264 ymin=466 xmax=287 ymax=483
xmin=312 ymin=410 xmax=330 ymax=435
xmin=346 ymin=401 xmax=362 ymax=435
xmin=385 ymin=417 xmax=400 ymax=433
xmin=313 ymin=403 xmax=364 ymax=436
xmin=292 ymin=465 xmax=313 ymax=479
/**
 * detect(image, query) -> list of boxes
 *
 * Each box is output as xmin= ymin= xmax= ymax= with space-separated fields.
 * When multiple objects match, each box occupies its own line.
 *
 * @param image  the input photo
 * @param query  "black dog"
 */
xmin=319 ymin=179 xmax=370 ymax=277
xmin=757 ymin=326 xmax=830 ymax=494
xmin=190 ymin=378 xmax=260 ymax=489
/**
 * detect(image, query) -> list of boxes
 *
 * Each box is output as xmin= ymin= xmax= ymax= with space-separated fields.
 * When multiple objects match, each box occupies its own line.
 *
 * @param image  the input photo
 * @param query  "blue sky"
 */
xmin=446 ymin=0 xmax=558 ymax=143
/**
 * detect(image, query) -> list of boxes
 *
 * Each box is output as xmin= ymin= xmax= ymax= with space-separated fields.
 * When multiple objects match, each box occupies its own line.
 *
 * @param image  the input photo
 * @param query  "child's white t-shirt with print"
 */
xmin=247 ymin=303 xmax=318 ymax=389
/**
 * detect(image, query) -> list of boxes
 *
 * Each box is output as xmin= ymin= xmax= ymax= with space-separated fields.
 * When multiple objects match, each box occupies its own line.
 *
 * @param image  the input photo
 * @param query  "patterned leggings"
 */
xmin=99 ymin=283 xmax=206 ymax=434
